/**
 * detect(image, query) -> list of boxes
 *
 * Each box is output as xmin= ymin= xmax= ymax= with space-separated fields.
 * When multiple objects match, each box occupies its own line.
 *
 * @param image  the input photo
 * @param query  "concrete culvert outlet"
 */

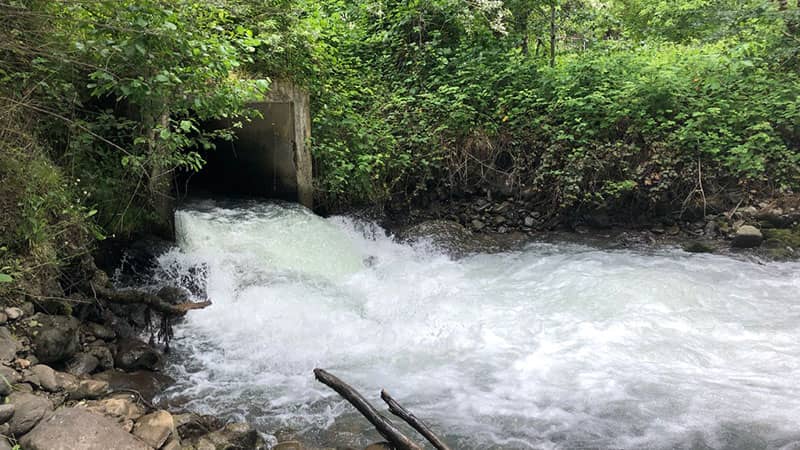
xmin=181 ymin=80 xmax=312 ymax=208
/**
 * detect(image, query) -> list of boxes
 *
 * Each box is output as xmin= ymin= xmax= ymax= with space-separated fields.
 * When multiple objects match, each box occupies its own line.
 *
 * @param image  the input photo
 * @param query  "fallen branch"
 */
xmin=381 ymin=390 xmax=452 ymax=450
xmin=93 ymin=284 xmax=211 ymax=317
xmin=313 ymin=369 xmax=422 ymax=450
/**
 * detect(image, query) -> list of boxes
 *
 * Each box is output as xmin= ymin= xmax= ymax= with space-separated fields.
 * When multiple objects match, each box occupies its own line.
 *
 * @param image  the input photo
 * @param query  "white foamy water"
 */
xmin=155 ymin=200 xmax=800 ymax=449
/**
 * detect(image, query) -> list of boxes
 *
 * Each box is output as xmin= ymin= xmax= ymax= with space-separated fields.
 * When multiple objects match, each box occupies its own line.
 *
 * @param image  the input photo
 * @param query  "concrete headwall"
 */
xmin=188 ymin=79 xmax=313 ymax=208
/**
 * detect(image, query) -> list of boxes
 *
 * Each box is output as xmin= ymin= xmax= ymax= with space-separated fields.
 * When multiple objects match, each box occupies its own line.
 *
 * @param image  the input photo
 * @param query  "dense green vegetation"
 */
xmin=0 ymin=0 xmax=799 ymax=285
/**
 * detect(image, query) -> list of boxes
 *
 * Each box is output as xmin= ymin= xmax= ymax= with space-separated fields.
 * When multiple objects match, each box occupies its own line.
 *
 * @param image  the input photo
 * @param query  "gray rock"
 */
xmin=524 ymin=216 xmax=535 ymax=227
xmin=0 ymin=437 xmax=11 ymax=450
xmin=0 ymin=404 xmax=14 ymax=425
xmin=54 ymin=371 xmax=79 ymax=393
xmin=115 ymin=338 xmax=163 ymax=371
xmin=69 ymin=379 xmax=109 ymax=400
xmin=0 ymin=312 xmax=7 ymax=325
xmin=0 ymin=365 xmax=22 ymax=396
xmin=683 ymin=241 xmax=715 ymax=254
xmin=0 ymin=327 xmax=21 ymax=363
xmin=7 ymin=391 xmax=53 ymax=436
xmin=93 ymin=370 xmax=173 ymax=403
xmin=732 ymin=225 xmax=764 ymax=248
xmin=67 ymin=353 xmax=100 ymax=376
xmin=81 ymin=395 xmax=145 ymax=423
xmin=20 ymin=407 xmax=152 ymax=450
xmin=87 ymin=344 xmax=114 ymax=370
xmin=133 ymin=410 xmax=175 ymax=448
xmin=192 ymin=422 xmax=266 ymax=450
xmin=31 ymin=365 xmax=59 ymax=392
xmin=4 ymin=307 xmax=23 ymax=321
xmin=27 ymin=314 xmax=81 ymax=364
xmin=84 ymin=322 xmax=115 ymax=340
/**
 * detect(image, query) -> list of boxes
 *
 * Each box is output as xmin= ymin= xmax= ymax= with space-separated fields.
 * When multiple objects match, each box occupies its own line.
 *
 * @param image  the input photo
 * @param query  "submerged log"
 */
xmin=313 ymin=369 xmax=422 ymax=450
xmin=381 ymin=390 xmax=452 ymax=450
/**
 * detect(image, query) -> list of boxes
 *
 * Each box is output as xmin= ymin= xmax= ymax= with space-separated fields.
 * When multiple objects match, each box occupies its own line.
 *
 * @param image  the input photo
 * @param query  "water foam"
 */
xmin=156 ymin=200 xmax=800 ymax=449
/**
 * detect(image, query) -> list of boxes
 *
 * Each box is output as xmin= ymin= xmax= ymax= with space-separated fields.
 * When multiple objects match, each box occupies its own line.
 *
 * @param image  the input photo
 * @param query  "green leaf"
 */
xmin=0 ymin=274 xmax=13 ymax=283
xmin=180 ymin=120 xmax=193 ymax=132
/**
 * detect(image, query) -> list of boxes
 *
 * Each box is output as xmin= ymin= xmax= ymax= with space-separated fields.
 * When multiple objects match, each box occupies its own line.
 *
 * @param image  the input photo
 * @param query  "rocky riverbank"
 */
xmin=386 ymin=194 xmax=800 ymax=260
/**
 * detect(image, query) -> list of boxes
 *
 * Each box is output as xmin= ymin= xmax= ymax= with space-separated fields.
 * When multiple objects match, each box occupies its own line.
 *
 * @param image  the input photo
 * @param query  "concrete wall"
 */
xmin=263 ymin=79 xmax=313 ymax=208
xmin=187 ymin=79 xmax=313 ymax=207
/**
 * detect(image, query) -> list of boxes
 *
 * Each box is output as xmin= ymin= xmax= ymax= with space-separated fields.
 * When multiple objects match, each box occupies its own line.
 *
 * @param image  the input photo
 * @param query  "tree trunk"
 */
xmin=549 ymin=2 xmax=557 ymax=67
xmin=146 ymin=108 xmax=173 ymax=236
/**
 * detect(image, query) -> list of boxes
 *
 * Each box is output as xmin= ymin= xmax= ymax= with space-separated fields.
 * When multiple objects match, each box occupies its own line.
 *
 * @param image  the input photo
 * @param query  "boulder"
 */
xmin=27 ymin=314 xmax=81 ymax=364
xmin=174 ymin=413 xmax=223 ymax=441
xmin=4 ymin=307 xmax=23 ymax=321
xmin=30 ymin=365 xmax=59 ymax=392
xmin=7 ymin=391 xmax=53 ymax=436
xmin=115 ymin=338 xmax=164 ymax=371
xmin=133 ymin=410 xmax=176 ymax=449
xmin=0 ymin=327 xmax=21 ymax=363
xmin=84 ymin=322 xmax=116 ymax=340
xmin=80 ymin=395 xmax=145 ymax=423
xmin=20 ymin=407 xmax=152 ymax=450
xmin=93 ymin=370 xmax=173 ymax=403
xmin=66 ymin=353 xmax=100 ymax=376
xmin=87 ymin=343 xmax=114 ymax=370
xmin=732 ymin=225 xmax=764 ymax=248
xmin=0 ymin=365 xmax=22 ymax=396
xmin=0 ymin=404 xmax=14 ymax=425
xmin=683 ymin=241 xmax=715 ymax=254
xmin=192 ymin=422 xmax=266 ymax=450
xmin=69 ymin=379 xmax=110 ymax=400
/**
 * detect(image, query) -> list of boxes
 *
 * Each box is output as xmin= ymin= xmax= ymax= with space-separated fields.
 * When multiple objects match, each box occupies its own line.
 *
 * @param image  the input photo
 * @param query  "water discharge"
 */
xmin=154 ymin=199 xmax=800 ymax=449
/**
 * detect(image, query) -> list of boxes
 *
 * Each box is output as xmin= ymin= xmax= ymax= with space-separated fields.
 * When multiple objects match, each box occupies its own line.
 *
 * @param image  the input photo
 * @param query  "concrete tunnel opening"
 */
xmin=179 ymin=80 xmax=313 ymax=208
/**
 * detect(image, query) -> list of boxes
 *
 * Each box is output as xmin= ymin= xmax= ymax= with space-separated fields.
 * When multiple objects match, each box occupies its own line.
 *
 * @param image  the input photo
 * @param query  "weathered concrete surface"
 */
xmin=194 ymin=79 xmax=313 ymax=208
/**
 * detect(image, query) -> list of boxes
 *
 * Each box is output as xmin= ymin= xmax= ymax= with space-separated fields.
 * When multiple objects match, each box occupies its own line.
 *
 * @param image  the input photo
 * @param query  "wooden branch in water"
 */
xmin=93 ymin=283 xmax=211 ymax=317
xmin=381 ymin=390 xmax=452 ymax=450
xmin=313 ymin=369 xmax=422 ymax=450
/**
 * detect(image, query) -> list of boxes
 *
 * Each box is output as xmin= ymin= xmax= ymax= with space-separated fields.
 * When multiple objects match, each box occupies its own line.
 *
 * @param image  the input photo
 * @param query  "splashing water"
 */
xmin=154 ymin=199 xmax=800 ymax=449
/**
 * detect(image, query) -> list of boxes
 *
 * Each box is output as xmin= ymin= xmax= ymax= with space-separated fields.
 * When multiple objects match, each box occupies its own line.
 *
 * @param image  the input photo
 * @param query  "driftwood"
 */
xmin=93 ymin=284 xmax=211 ymax=317
xmin=381 ymin=390 xmax=452 ymax=450
xmin=313 ymin=369 xmax=422 ymax=450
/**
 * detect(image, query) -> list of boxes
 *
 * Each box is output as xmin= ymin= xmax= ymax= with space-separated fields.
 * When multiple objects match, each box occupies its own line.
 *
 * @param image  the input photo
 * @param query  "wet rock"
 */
xmin=67 ymin=352 xmax=100 ymax=376
xmin=4 ymin=307 xmax=23 ymax=321
xmin=192 ymin=422 xmax=266 ymax=450
xmin=524 ymin=216 xmax=536 ymax=227
xmin=0 ymin=365 xmax=22 ymax=396
xmin=84 ymin=322 xmax=116 ymax=340
xmin=731 ymin=225 xmax=763 ymax=248
xmin=27 ymin=314 xmax=81 ymax=364
xmin=0 ymin=404 xmax=14 ymax=425
xmin=30 ymin=365 xmax=59 ymax=392
xmin=0 ymin=327 xmax=21 ymax=363
xmin=54 ymin=371 xmax=79 ymax=393
xmin=175 ymin=413 xmax=223 ymax=441
xmin=364 ymin=444 xmax=393 ymax=450
xmin=133 ymin=410 xmax=176 ymax=449
xmin=683 ymin=241 xmax=715 ymax=254
xmin=69 ymin=379 xmax=110 ymax=400
xmin=87 ymin=343 xmax=114 ymax=370
xmin=115 ymin=338 xmax=164 ymax=371
xmin=471 ymin=219 xmax=485 ymax=231
xmin=82 ymin=394 xmax=145 ymax=423
xmin=7 ymin=391 xmax=53 ymax=436
xmin=20 ymin=407 xmax=152 ymax=450
xmin=93 ymin=370 xmax=174 ymax=403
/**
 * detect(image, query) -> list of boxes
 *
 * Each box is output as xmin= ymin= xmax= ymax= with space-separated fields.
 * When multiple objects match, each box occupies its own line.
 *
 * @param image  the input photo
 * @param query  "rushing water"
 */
xmin=152 ymin=199 xmax=800 ymax=449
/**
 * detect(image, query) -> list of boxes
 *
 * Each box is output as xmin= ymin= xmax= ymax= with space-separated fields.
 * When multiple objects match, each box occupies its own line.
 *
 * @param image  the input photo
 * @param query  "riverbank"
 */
xmin=382 ymin=193 xmax=800 ymax=261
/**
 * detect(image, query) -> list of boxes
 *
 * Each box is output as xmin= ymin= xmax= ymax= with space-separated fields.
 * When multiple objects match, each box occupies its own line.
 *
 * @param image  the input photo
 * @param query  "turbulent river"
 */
xmin=150 ymin=199 xmax=800 ymax=449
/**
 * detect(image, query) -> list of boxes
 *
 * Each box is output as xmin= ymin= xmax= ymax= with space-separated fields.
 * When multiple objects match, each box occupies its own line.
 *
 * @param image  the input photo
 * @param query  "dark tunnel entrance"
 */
xmin=178 ymin=80 xmax=313 ymax=207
